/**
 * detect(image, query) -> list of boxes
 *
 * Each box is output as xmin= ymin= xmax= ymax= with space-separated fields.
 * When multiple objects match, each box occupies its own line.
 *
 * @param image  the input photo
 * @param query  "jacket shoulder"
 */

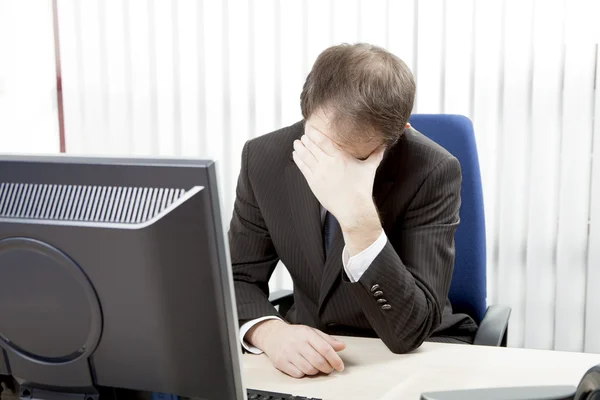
xmin=246 ymin=120 xmax=303 ymax=163
xmin=401 ymin=127 xmax=457 ymax=169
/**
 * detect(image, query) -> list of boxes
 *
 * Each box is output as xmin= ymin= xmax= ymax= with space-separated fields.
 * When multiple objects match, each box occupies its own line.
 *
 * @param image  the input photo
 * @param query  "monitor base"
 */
xmin=0 ymin=379 xmax=98 ymax=400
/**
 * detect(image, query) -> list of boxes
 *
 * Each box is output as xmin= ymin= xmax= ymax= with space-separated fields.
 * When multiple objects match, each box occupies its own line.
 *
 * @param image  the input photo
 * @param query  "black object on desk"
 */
xmin=246 ymin=388 xmax=322 ymax=400
xmin=421 ymin=364 xmax=600 ymax=400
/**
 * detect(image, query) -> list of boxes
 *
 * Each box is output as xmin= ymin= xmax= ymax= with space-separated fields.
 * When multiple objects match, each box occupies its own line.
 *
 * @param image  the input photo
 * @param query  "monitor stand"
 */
xmin=0 ymin=380 xmax=98 ymax=400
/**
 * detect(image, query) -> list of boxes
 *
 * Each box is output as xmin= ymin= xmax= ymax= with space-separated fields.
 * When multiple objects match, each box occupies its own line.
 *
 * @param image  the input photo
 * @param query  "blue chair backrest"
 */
xmin=409 ymin=114 xmax=487 ymax=323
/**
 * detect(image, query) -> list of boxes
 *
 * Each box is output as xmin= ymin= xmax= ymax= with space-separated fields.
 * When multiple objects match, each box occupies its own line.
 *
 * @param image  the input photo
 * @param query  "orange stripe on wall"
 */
xmin=52 ymin=0 xmax=66 ymax=153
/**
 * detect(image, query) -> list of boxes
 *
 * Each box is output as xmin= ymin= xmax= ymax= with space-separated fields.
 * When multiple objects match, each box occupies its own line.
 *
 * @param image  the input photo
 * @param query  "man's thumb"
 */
xmin=324 ymin=334 xmax=346 ymax=351
xmin=330 ymin=339 xmax=346 ymax=351
xmin=315 ymin=330 xmax=347 ymax=351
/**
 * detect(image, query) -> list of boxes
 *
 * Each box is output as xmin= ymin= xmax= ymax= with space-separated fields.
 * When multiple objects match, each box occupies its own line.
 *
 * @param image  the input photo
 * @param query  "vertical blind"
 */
xmin=55 ymin=0 xmax=600 ymax=352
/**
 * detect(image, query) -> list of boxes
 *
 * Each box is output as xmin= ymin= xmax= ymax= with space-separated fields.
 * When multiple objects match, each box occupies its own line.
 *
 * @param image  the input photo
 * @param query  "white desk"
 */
xmin=242 ymin=336 xmax=600 ymax=400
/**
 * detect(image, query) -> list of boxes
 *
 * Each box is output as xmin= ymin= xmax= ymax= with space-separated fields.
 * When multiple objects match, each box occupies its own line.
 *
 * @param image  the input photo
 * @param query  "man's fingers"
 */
xmin=293 ymin=140 xmax=317 ymax=168
xmin=314 ymin=329 xmax=347 ymax=352
xmin=305 ymin=125 xmax=338 ymax=156
xmin=308 ymin=332 xmax=345 ymax=372
xmin=291 ymin=352 xmax=320 ymax=376
xmin=301 ymin=134 xmax=327 ymax=160
xmin=281 ymin=362 xmax=305 ymax=379
xmin=292 ymin=150 xmax=312 ymax=177
xmin=300 ymin=343 xmax=334 ymax=374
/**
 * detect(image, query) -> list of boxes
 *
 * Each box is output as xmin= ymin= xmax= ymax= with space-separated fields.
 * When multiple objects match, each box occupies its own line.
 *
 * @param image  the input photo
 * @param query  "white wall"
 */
xmin=4 ymin=0 xmax=600 ymax=353
xmin=0 ymin=0 xmax=59 ymax=154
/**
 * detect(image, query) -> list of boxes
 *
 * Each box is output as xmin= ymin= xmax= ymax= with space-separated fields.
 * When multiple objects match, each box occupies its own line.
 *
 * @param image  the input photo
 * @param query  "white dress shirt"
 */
xmin=239 ymin=207 xmax=387 ymax=354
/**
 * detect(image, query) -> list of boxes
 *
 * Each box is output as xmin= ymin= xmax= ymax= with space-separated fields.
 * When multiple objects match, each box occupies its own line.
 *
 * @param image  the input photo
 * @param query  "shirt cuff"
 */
xmin=239 ymin=316 xmax=282 ymax=354
xmin=342 ymin=230 xmax=387 ymax=282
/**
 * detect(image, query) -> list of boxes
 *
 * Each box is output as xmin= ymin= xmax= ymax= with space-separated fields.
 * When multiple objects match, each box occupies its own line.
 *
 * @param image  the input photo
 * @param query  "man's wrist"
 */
xmin=338 ymin=200 xmax=383 ymax=257
xmin=337 ymin=200 xmax=381 ymax=232
xmin=246 ymin=318 xmax=285 ymax=350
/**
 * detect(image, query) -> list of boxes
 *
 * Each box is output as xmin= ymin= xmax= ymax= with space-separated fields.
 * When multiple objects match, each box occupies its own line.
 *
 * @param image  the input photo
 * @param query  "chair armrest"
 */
xmin=268 ymin=290 xmax=293 ymax=305
xmin=269 ymin=290 xmax=294 ymax=318
xmin=473 ymin=304 xmax=511 ymax=347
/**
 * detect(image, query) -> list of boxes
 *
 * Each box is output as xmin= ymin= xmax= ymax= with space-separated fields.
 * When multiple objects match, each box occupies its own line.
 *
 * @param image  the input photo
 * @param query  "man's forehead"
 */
xmin=305 ymin=117 xmax=382 ymax=161
xmin=305 ymin=110 xmax=359 ymax=146
xmin=305 ymin=110 xmax=335 ymax=137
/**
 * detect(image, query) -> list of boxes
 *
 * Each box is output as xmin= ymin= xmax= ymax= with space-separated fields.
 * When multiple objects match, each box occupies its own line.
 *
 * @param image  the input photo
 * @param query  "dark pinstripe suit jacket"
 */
xmin=229 ymin=121 xmax=477 ymax=353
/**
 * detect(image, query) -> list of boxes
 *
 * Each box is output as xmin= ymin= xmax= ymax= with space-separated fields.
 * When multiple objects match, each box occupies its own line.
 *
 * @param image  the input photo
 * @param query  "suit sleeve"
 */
xmin=344 ymin=156 xmax=461 ymax=354
xmin=229 ymin=141 xmax=281 ymax=326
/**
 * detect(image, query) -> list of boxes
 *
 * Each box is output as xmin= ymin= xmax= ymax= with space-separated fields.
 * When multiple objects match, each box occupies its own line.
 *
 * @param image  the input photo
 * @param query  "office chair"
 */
xmin=270 ymin=114 xmax=511 ymax=347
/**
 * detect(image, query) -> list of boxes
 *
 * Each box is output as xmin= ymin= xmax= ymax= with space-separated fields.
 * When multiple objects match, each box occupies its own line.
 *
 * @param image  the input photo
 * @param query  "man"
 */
xmin=229 ymin=43 xmax=477 ymax=378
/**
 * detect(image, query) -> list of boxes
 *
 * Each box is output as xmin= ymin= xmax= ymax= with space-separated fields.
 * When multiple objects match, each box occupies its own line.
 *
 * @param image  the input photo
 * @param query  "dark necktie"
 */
xmin=323 ymin=211 xmax=339 ymax=259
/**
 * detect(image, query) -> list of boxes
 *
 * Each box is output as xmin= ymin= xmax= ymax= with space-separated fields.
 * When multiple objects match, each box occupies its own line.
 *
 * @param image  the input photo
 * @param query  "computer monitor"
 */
xmin=0 ymin=155 xmax=244 ymax=400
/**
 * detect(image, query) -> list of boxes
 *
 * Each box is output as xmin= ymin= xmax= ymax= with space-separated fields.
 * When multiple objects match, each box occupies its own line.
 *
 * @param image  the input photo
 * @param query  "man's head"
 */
xmin=300 ymin=43 xmax=416 ymax=160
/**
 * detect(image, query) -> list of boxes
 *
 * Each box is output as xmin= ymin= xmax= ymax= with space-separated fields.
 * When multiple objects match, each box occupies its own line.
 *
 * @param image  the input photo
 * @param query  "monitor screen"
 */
xmin=0 ymin=155 xmax=243 ymax=400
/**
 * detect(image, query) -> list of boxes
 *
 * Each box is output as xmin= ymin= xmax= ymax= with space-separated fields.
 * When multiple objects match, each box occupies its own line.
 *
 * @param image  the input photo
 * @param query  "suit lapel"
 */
xmin=286 ymin=163 xmax=325 ymax=284
xmin=317 ymin=137 xmax=404 ymax=311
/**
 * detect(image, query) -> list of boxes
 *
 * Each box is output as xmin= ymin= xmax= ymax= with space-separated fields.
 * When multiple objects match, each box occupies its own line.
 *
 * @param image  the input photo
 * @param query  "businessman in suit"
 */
xmin=229 ymin=43 xmax=477 ymax=378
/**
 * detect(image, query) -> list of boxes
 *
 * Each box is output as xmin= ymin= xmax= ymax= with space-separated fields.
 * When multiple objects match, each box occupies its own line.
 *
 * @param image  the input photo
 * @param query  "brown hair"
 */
xmin=300 ymin=43 xmax=416 ymax=146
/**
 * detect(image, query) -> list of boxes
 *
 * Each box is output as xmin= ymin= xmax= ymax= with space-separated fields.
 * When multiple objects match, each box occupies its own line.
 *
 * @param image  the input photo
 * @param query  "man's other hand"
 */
xmin=245 ymin=319 xmax=346 ymax=378
xmin=293 ymin=124 xmax=385 ymax=256
xmin=292 ymin=125 xmax=384 ymax=230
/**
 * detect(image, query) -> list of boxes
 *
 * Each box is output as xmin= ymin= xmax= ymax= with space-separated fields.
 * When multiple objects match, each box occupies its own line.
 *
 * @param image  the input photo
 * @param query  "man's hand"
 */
xmin=245 ymin=319 xmax=346 ymax=378
xmin=292 ymin=125 xmax=385 ymax=256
